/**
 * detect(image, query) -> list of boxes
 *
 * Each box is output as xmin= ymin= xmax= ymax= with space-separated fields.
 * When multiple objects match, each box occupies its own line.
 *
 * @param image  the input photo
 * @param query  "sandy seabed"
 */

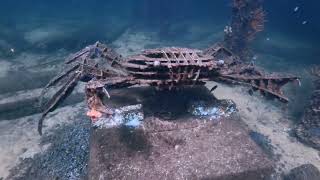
xmin=1 ymin=83 xmax=319 ymax=178
xmin=211 ymin=82 xmax=320 ymax=173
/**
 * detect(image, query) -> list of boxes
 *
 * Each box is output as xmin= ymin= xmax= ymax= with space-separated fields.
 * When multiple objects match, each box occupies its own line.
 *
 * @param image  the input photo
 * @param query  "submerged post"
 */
xmin=224 ymin=0 xmax=265 ymax=61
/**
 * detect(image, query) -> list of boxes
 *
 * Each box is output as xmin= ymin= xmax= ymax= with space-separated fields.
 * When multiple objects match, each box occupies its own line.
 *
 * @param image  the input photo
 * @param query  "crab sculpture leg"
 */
xmin=216 ymin=70 xmax=299 ymax=103
xmin=203 ymin=44 xmax=300 ymax=103
xmin=38 ymin=42 xmax=128 ymax=135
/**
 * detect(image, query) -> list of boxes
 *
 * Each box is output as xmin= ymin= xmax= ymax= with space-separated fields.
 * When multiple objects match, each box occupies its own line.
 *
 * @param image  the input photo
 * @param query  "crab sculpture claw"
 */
xmin=86 ymin=109 xmax=103 ymax=122
xmin=85 ymin=80 xmax=114 ymax=122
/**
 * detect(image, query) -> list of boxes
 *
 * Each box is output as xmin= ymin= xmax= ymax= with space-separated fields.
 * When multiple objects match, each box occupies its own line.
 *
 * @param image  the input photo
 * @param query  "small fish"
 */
xmin=294 ymin=6 xmax=299 ymax=12
xmin=302 ymin=21 xmax=308 ymax=25
xmin=266 ymin=37 xmax=270 ymax=41
xmin=10 ymin=48 xmax=15 ymax=53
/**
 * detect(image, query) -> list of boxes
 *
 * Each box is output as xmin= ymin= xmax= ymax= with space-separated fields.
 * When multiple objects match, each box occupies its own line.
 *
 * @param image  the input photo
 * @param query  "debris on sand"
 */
xmin=249 ymin=131 xmax=274 ymax=158
xmin=284 ymin=164 xmax=320 ymax=180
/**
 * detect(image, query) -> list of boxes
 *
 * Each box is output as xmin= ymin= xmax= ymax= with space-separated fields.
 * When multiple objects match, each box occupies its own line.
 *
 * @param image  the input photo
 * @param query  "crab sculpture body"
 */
xmin=38 ymin=42 xmax=299 ymax=134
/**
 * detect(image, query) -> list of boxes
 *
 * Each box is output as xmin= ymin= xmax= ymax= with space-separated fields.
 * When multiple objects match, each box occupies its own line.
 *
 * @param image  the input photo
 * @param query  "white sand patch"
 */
xmin=209 ymin=82 xmax=320 ymax=173
xmin=13 ymin=52 xmax=51 ymax=66
xmin=8 ymin=52 xmax=50 ymax=70
xmin=8 ymin=49 xmax=69 ymax=74
xmin=24 ymin=27 xmax=67 ymax=45
xmin=0 ymin=83 xmax=84 ymax=106
xmin=0 ymin=61 xmax=13 ymax=78
xmin=0 ymin=102 xmax=86 ymax=179
xmin=113 ymin=30 xmax=160 ymax=57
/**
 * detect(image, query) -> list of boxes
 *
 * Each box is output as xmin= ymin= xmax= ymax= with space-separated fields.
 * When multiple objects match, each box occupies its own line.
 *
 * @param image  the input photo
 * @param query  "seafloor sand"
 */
xmin=1 ymin=83 xmax=319 ymax=178
xmin=0 ymin=61 xmax=12 ymax=78
xmin=210 ymin=83 xmax=320 ymax=173
xmin=0 ymin=28 xmax=319 ymax=179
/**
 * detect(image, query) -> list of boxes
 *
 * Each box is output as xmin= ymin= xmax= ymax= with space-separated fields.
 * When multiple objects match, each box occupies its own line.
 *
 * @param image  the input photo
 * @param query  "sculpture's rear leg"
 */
xmin=217 ymin=73 xmax=299 ymax=103
xmin=38 ymin=72 xmax=82 ymax=135
xmin=38 ymin=42 xmax=127 ymax=134
xmin=39 ymin=64 xmax=81 ymax=107
xmin=38 ymin=48 xmax=90 ymax=134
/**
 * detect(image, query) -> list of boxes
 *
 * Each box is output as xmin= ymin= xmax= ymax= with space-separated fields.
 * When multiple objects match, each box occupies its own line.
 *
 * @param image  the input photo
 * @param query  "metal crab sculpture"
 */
xmin=38 ymin=42 xmax=299 ymax=134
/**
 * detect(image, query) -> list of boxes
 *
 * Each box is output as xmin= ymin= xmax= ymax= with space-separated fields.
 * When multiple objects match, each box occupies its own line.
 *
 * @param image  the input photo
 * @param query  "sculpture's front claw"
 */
xmin=86 ymin=109 xmax=103 ymax=122
xmin=85 ymin=80 xmax=114 ymax=122
xmin=86 ymin=107 xmax=114 ymax=122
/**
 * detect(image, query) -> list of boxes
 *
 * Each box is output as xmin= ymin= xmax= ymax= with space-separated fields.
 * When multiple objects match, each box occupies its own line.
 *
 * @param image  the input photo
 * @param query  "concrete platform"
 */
xmin=88 ymin=87 xmax=274 ymax=180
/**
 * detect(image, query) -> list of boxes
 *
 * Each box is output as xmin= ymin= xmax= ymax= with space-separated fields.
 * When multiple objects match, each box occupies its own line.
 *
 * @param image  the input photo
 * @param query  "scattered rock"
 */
xmin=284 ymin=164 xmax=320 ymax=180
xmin=249 ymin=131 xmax=275 ymax=158
xmin=7 ymin=114 xmax=90 ymax=180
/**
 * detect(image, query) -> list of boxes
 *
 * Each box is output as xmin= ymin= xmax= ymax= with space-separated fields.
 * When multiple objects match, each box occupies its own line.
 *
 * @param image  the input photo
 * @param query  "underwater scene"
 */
xmin=0 ymin=0 xmax=320 ymax=179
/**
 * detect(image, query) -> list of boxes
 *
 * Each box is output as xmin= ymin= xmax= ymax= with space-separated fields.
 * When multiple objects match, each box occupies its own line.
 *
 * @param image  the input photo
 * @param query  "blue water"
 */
xmin=0 ymin=1 xmax=318 ymax=59
xmin=1 ymin=1 xmax=320 ymax=179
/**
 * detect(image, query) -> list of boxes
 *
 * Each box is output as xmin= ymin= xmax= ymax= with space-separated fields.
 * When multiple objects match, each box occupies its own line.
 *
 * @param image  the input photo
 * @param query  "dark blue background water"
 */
xmin=0 ymin=0 xmax=319 ymax=62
